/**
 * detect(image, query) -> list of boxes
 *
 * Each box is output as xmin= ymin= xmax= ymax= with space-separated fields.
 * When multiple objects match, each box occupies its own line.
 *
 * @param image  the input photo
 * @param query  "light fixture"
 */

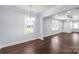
xmin=29 ymin=5 xmax=32 ymax=18
xmin=68 ymin=15 xmax=72 ymax=18
xmin=55 ymin=15 xmax=58 ymax=17
xmin=26 ymin=5 xmax=35 ymax=21
xmin=67 ymin=11 xmax=73 ymax=19
xmin=67 ymin=11 xmax=71 ymax=14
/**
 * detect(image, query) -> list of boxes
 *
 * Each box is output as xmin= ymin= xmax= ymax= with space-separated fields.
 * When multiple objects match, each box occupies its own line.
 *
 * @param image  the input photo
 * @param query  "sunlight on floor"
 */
xmin=72 ymin=33 xmax=79 ymax=46
xmin=23 ymin=46 xmax=35 ymax=54
xmin=51 ymin=36 xmax=60 ymax=51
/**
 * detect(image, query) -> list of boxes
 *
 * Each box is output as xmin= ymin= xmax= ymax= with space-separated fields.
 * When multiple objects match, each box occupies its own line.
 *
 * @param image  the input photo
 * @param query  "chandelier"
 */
xmin=26 ymin=5 xmax=35 ymax=21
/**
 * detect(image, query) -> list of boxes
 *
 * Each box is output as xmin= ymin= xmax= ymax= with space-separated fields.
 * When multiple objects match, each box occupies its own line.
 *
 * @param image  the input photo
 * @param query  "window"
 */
xmin=73 ymin=22 xmax=79 ymax=29
xmin=52 ymin=20 xmax=60 ymax=31
xmin=24 ymin=16 xmax=36 ymax=33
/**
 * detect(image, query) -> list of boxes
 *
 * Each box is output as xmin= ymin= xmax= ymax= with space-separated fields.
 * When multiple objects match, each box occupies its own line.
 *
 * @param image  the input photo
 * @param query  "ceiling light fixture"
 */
xmin=67 ymin=11 xmax=73 ymax=19
xmin=68 ymin=15 xmax=72 ymax=19
xmin=67 ymin=11 xmax=71 ymax=14
xmin=55 ymin=15 xmax=58 ymax=17
xmin=29 ymin=5 xmax=32 ymax=18
xmin=26 ymin=5 xmax=35 ymax=21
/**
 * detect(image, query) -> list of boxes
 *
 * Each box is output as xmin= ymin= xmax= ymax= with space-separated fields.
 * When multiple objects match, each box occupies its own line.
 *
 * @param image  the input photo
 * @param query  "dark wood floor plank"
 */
xmin=0 ymin=32 xmax=79 ymax=54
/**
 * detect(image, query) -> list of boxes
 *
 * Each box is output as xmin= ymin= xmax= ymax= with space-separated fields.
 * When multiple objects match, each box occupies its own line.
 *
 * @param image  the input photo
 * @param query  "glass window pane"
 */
xmin=24 ymin=16 xmax=35 ymax=33
xmin=73 ymin=22 xmax=78 ymax=29
xmin=52 ymin=20 xmax=59 ymax=31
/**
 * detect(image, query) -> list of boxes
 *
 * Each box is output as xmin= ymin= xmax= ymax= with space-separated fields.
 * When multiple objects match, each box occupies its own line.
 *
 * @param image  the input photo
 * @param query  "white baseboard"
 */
xmin=0 ymin=36 xmax=42 ymax=49
xmin=42 ymin=32 xmax=62 ymax=37
xmin=0 ymin=31 xmax=63 ymax=49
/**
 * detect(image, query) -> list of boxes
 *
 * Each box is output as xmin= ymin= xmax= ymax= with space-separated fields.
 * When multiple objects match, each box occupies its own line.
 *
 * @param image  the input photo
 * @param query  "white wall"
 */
xmin=0 ymin=6 xmax=41 ymax=47
xmin=42 ymin=16 xmax=62 ymax=36
xmin=42 ymin=17 xmax=79 ymax=36
xmin=43 ymin=16 xmax=52 ymax=35
xmin=62 ymin=20 xmax=72 ymax=33
xmin=41 ymin=5 xmax=79 ymax=36
xmin=61 ymin=20 xmax=79 ymax=33
xmin=42 ymin=5 xmax=79 ymax=33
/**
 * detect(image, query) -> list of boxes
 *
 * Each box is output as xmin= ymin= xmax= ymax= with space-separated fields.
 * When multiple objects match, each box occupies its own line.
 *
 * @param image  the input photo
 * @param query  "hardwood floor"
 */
xmin=1 ymin=32 xmax=79 ymax=54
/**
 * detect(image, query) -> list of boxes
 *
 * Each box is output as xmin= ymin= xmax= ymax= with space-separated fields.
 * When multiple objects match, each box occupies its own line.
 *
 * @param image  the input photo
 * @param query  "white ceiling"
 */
xmin=53 ymin=8 xmax=79 ymax=21
xmin=10 ymin=5 xmax=57 ymax=13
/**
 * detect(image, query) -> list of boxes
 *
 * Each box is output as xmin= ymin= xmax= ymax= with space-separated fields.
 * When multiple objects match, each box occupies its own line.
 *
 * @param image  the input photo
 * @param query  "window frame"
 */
xmin=72 ymin=22 xmax=79 ymax=29
xmin=52 ymin=20 xmax=61 ymax=31
xmin=24 ymin=16 xmax=36 ymax=34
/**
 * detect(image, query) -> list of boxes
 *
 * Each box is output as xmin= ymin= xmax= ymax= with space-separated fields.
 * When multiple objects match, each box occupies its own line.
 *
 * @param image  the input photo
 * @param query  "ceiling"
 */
xmin=53 ymin=8 xmax=79 ymax=21
xmin=10 ymin=5 xmax=57 ymax=13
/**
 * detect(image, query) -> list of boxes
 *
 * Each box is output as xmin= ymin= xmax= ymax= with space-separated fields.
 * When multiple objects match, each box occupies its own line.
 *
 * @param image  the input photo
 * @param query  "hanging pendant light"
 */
xmin=29 ymin=5 xmax=32 ymax=18
xmin=26 ymin=5 xmax=35 ymax=21
xmin=24 ymin=5 xmax=36 ymax=33
xmin=67 ymin=11 xmax=73 ymax=19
